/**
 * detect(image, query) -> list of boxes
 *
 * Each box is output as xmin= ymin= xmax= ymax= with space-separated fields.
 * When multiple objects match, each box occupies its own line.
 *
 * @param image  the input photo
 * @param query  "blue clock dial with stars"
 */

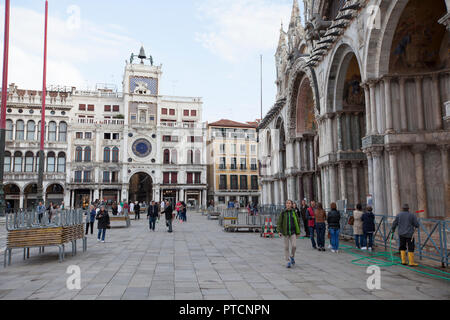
xmin=132 ymin=139 xmax=152 ymax=158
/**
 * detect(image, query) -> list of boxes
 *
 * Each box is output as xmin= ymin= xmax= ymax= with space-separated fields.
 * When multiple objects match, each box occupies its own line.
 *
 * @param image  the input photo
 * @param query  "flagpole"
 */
xmin=0 ymin=0 xmax=10 ymax=215
xmin=260 ymin=54 xmax=263 ymax=121
xmin=37 ymin=0 xmax=48 ymax=204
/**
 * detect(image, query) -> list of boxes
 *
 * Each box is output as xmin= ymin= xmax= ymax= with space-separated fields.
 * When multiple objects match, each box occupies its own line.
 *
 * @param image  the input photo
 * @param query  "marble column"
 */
xmin=363 ymin=161 xmax=369 ymax=200
xmin=384 ymin=77 xmax=394 ymax=133
xmin=387 ymin=147 xmax=401 ymax=217
xmin=363 ymin=84 xmax=372 ymax=136
xmin=287 ymin=142 xmax=295 ymax=170
xmin=280 ymin=180 xmax=286 ymax=204
xmin=369 ymin=81 xmax=378 ymax=135
xmin=316 ymin=174 xmax=322 ymax=203
xmin=352 ymin=162 xmax=360 ymax=206
xmin=309 ymin=138 xmax=315 ymax=171
xmin=339 ymin=163 xmax=347 ymax=201
xmin=412 ymin=145 xmax=428 ymax=219
xmin=329 ymin=164 xmax=338 ymax=204
xmin=337 ymin=113 xmax=343 ymax=152
xmin=415 ymin=76 xmax=425 ymax=131
xmin=274 ymin=180 xmax=280 ymax=205
xmin=432 ymin=74 xmax=443 ymax=130
xmin=371 ymin=147 xmax=385 ymax=215
xmin=180 ymin=189 xmax=185 ymax=203
xmin=324 ymin=167 xmax=330 ymax=207
xmin=307 ymin=173 xmax=314 ymax=202
xmin=303 ymin=139 xmax=309 ymax=171
xmin=299 ymin=175 xmax=305 ymax=201
xmin=326 ymin=115 xmax=334 ymax=153
xmin=399 ymin=77 xmax=408 ymax=132
xmin=439 ymin=145 xmax=449 ymax=218
xmin=287 ymin=176 xmax=296 ymax=201
xmin=353 ymin=113 xmax=361 ymax=151
xmin=295 ymin=140 xmax=300 ymax=170
xmin=365 ymin=152 xmax=373 ymax=199
xmin=345 ymin=114 xmax=352 ymax=151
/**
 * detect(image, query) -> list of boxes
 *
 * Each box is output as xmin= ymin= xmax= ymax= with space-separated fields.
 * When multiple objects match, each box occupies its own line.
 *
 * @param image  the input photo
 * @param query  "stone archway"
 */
xmin=129 ymin=172 xmax=153 ymax=204
xmin=24 ymin=184 xmax=38 ymax=209
xmin=46 ymin=184 xmax=64 ymax=206
xmin=4 ymin=184 xmax=20 ymax=211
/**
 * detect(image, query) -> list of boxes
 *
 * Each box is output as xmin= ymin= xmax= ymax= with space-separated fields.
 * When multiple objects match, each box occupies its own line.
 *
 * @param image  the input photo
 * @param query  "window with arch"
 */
xmin=75 ymin=147 xmax=83 ymax=162
xmin=6 ymin=120 xmax=13 ymax=140
xmin=104 ymin=147 xmax=111 ymax=163
xmin=35 ymin=153 xmax=41 ymax=171
xmin=59 ymin=122 xmax=67 ymax=142
xmin=194 ymin=150 xmax=201 ymax=164
xmin=16 ymin=120 xmax=25 ymax=140
xmin=37 ymin=121 xmax=46 ymax=142
xmin=27 ymin=121 xmax=36 ymax=141
xmin=4 ymin=152 xmax=11 ymax=172
xmin=187 ymin=150 xmax=194 ymax=164
xmin=171 ymin=149 xmax=177 ymax=164
xmin=14 ymin=152 xmax=23 ymax=172
xmin=112 ymin=147 xmax=119 ymax=163
xmin=57 ymin=152 xmax=66 ymax=173
xmin=163 ymin=149 xmax=170 ymax=164
xmin=25 ymin=152 xmax=34 ymax=172
xmin=47 ymin=152 xmax=56 ymax=172
xmin=84 ymin=147 xmax=92 ymax=162
xmin=48 ymin=122 xmax=57 ymax=142
xmin=139 ymin=110 xmax=147 ymax=123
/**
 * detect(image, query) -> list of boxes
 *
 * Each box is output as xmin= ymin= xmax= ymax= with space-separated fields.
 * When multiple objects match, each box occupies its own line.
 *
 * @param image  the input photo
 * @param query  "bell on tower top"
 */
xmin=138 ymin=46 xmax=147 ymax=63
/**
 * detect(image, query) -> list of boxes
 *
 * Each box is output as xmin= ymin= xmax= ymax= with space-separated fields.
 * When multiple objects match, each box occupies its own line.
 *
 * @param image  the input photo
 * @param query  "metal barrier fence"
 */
xmin=6 ymin=209 xmax=84 ymax=231
xmin=339 ymin=210 xmax=449 ymax=267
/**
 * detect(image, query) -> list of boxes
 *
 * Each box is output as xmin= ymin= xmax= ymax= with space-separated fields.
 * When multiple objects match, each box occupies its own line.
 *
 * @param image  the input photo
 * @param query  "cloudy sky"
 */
xmin=0 ymin=0 xmax=296 ymax=122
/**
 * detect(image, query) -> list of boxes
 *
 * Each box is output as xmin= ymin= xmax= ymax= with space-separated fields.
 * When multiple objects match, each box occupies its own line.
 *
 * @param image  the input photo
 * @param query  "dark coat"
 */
xmin=148 ymin=205 xmax=159 ymax=218
xmin=96 ymin=210 xmax=110 ymax=230
xmin=362 ymin=211 xmax=376 ymax=234
xmin=134 ymin=204 xmax=141 ymax=213
xmin=327 ymin=209 xmax=341 ymax=229
xmin=164 ymin=205 xmax=173 ymax=220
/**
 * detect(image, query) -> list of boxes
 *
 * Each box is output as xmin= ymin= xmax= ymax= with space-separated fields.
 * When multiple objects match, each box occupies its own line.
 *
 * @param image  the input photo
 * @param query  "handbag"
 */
xmin=348 ymin=216 xmax=355 ymax=226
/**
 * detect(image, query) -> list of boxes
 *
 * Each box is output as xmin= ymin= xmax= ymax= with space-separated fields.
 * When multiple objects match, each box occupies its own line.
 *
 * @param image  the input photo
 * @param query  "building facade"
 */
xmin=259 ymin=0 xmax=450 ymax=219
xmin=2 ymin=47 xmax=208 ymax=209
xmin=207 ymin=120 xmax=260 ymax=207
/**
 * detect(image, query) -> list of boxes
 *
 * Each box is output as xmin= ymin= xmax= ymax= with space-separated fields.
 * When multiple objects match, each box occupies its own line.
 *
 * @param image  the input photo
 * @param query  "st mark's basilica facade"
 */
xmin=258 ymin=0 xmax=450 ymax=219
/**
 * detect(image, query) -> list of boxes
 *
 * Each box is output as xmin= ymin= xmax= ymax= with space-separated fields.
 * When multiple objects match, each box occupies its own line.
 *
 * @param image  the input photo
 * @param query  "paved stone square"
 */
xmin=0 ymin=212 xmax=448 ymax=300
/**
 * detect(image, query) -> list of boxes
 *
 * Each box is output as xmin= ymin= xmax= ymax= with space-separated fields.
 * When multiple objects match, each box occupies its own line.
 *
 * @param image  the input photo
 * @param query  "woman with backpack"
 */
xmin=362 ymin=206 xmax=376 ymax=252
xmin=327 ymin=203 xmax=341 ymax=253
xmin=353 ymin=204 xmax=365 ymax=249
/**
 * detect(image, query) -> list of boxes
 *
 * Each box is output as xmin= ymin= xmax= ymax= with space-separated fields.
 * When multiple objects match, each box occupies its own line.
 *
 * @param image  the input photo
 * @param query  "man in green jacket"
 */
xmin=278 ymin=200 xmax=302 ymax=268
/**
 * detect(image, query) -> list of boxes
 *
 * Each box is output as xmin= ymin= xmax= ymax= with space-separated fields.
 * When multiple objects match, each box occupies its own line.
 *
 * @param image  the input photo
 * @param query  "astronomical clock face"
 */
xmin=132 ymin=139 xmax=152 ymax=158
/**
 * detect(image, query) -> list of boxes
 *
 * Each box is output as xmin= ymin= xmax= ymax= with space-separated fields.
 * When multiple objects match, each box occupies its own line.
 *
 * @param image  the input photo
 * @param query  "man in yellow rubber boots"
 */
xmin=391 ymin=204 xmax=420 ymax=266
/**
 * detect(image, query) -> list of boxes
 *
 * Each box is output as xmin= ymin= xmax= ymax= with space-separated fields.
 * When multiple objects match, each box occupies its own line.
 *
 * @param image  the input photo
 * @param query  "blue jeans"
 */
xmin=330 ymin=228 xmax=340 ymax=251
xmin=364 ymin=232 xmax=374 ymax=249
xmin=355 ymin=235 xmax=366 ymax=248
xmin=316 ymin=223 xmax=326 ymax=249
xmin=181 ymin=212 xmax=187 ymax=222
xmin=309 ymin=226 xmax=317 ymax=248
xmin=98 ymin=229 xmax=106 ymax=241
xmin=149 ymin=217 xmax=157 ymax=230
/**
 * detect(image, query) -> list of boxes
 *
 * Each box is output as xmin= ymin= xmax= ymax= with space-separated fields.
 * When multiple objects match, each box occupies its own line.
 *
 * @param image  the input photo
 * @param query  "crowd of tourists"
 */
xmin=82 ymin=199 xmax=189 ymax=243
xmin=279 ymin=199 xmax=419 ymax=269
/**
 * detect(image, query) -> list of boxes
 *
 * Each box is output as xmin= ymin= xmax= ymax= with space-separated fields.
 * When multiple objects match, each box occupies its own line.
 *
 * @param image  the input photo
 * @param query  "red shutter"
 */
xmin=169 ymin=109 xmax=175 ymax=116
xmin=104 ymin=105 xmax=111 ymax=112
xmin=88 ymin=104 xmax=95 ymax=111
xmin=113 ymin=105 xmax=120 ymax=112
xmin=191 ymin=110 xmax=197 ymax=117
xmin=187 ymin=173 xmax=193 ymax=184
xmin=162 ymin=108 xmax=168 ymax=115
xmin=79 ymin=104 xmax=86 ymax=111
xmin=172 ymin=172 xmax=178 ymax=184
xmin=163 ymin=173 xmax=170 ymax=184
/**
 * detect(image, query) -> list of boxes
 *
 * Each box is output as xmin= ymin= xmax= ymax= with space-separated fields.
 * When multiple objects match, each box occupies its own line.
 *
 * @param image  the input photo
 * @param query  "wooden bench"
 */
xmin=224 ymin=224 xmax=262 ymax=233
xmin=110 ymin=216 xmax=131 ymax=228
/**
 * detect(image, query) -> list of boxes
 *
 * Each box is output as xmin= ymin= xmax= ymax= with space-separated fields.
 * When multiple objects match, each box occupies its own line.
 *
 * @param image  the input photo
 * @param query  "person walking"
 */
xmin=327 ymin=203 xmax=341 ymax=253
xmin=300 ymin=200 xmax=310 ymax=238
xmin=353 ymin=204 xmax=365 ymax=249
xmin=129 ymin=201 xmax=135 ymax=218
xmin=134 ymin=201 xmax=141 ymax=220
xmin=49 ymin=203 xmax=57 ymax=223
xmin=315 ymin=203 xmax=327 ymax=252
xmin=362 ymin=206 xmax=376 ymax=252
xmin=118 ymin=202 xmax=123 ymax=215
xmin=96 ymin=206 xmax=110 ymax=243
xmin=164 ymin=200 xmax=174 ymax=233
xmin=85 ymin=205 xmax=96 ymax=235
xmin=278 ymin=200 xmax=301 ymax=269
xmin=147 ymin=201 xmax=159 ymax=231
xmin=391 ymin=204 xmax=420 ymax=266
xmin=306 ymin=201 xmax=317 ymax=249
xmin=180 ymin=202 xmax=187 ymax=222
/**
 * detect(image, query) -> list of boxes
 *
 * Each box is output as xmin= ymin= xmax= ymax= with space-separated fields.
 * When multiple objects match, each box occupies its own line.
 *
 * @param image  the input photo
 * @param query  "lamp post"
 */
xmin=0 ymin=0 xmax=10 ymax=216
xmin=37 ymin=0 xmax=48 ymax=205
